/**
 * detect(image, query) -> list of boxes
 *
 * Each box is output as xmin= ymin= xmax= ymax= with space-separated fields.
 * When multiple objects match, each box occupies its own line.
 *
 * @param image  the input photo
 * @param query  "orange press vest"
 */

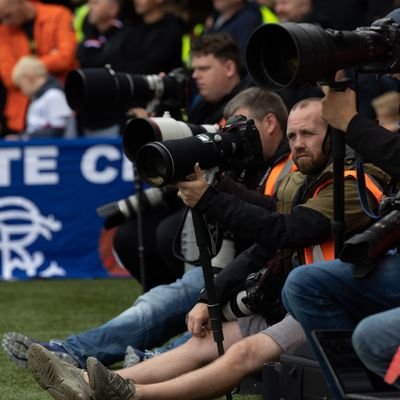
xmin=303 ymin=171 xmax=384 ymax=264
xmin=264 ymin=154 xmax=296 ymax=197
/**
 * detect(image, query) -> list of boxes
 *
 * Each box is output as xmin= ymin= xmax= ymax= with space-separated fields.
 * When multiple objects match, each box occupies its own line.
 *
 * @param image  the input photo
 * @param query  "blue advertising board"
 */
xmin=0 ymin=138 xmax=135 ymax=280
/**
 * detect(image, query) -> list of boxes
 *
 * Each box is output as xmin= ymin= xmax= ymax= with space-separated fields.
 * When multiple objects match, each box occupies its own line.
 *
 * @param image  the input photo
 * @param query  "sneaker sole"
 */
xmin=28 ymin=344 xmax=91 ymax=400
xmin=2 ymin=332 xmax=80 ymax=370
xmin=2 ymin=332 xmax=32 ymax=368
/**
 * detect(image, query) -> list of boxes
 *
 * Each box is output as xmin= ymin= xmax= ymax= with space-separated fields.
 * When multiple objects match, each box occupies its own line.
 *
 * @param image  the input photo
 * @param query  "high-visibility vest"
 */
xmin=181 ymin=24 xmax=204 ymax=67
xmin=73 ymin=4 xmax=89 ymax=43
xmin=260 ymin=6 xmax=279 ymax=24
xmin=303 ymin=170 xmax=384 ymax=264
xmin=264 ymin=154 xmax=296 ymax=197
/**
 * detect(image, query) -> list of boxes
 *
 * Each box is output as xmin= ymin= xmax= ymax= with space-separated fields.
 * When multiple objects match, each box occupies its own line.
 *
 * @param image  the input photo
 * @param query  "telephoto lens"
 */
xmin=65 ymin=66 xmax=189 ymax=111
xmin=96 ymin=188 xmax=163 ymax=229
xmin=246 ymin=21 xmax=394 ymax=90
xmin=134 ymin=117 xmax=263 ymax=187
xmin=135 ymin=133 xmax=225 ymax=187
xmin=123 ymin=114 xmax=218 ymax=161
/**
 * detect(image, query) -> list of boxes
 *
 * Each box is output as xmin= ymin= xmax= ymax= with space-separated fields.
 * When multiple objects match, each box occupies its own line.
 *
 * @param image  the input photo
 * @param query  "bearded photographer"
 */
xmin=282 ymin=79 xmax=400 ymax=396
xmin=25 ymin=98 xmax=389 ymax=400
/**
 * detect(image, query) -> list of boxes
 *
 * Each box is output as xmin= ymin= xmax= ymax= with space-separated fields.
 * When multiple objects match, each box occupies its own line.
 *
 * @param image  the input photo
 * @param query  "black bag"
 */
xmin=262 ymin=342 xmax=333 ymax=400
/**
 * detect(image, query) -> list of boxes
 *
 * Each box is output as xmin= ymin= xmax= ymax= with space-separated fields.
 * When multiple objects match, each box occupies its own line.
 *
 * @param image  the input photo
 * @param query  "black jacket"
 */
xmin=206 ymin=1 xmax=262 ymax=53
xmin=189 ymin=79 xmax=251 ymax=124
xmin=346 ymin=114 xmax=400 ymax=180
xmin=196 ymin=178 xmax=331 ymax=304
xmin=76 ymin=18 xmax=127 ymax=131
xmin=118 ymin=15 xmax=184 ymax=74
xmin=195 ymin=140 xmax=333 ymax=304
xmin=77 ymin=19 xmax=126 ymax=69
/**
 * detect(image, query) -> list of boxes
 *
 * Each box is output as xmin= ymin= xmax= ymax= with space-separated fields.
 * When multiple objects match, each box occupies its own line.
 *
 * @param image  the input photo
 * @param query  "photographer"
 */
xmin=27 ymin=98 xmax=389 ymax=400
xmin=282 ymin=83 xmax=400 ymax=398
xmin=188 ymin=32 xmax=251 ymax=124
xmin=3 ymin=86 xmax=289 ymax=373
xmin=113 ymin=32 xmax=251 ymax=289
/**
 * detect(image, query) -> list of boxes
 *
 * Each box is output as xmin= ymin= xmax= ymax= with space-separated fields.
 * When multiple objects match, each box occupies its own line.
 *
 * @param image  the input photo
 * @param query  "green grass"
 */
xmin=0 ymin=278 xmax=262 ymax=400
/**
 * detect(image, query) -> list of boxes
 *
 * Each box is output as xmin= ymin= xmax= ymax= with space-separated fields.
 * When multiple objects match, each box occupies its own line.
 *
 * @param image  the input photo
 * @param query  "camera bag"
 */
xmin=262 ymin=342 xmax=333 ymax=400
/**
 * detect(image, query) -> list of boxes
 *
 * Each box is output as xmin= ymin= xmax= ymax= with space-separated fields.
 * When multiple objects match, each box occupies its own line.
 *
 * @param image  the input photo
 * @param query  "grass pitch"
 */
xmin=0 ymin=278 xmax=262 ymax=399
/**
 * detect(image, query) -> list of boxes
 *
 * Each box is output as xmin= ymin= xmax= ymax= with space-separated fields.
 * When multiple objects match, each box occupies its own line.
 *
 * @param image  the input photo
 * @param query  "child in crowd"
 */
xmin=11 ymin=55 xmax=76 ymax=139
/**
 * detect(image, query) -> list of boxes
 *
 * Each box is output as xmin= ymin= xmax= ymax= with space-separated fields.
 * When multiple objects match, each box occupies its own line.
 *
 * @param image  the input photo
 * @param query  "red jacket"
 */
xmin=0 ymin=2 xmax=77 ymax=132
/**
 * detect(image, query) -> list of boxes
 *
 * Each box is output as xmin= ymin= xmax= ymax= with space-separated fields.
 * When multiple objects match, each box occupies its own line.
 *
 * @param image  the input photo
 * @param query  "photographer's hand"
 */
xmin=177 ymin=163 xmax=209 ymax=208
xmin=321 ymin=87 xmax=358 ymax=132
xmin=187 ymin=302 xmax=210 ymax=337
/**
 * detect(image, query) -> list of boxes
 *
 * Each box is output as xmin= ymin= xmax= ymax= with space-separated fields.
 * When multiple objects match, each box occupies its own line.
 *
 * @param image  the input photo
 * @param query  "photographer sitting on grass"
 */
xmin=26 ymin=98 xmax=389 ymax=400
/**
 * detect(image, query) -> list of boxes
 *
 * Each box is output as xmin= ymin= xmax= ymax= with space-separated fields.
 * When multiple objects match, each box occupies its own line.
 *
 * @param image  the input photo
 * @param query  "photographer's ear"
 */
xmin=224 ymin=59 xmax=236 ymax=78
xmin=263 ymin=113 xmax=278 ymax=135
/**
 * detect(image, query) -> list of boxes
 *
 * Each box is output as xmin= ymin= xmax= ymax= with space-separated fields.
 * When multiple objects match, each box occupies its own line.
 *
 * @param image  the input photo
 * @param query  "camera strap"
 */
xmin=355 ymin=156 xmax=381 ymax=219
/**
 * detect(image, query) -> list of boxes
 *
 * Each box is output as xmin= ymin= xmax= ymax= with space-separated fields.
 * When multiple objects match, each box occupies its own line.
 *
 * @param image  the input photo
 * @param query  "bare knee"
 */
xmin=224 ymin=334 xmax=282 ymax=375
xmin=185 ymin=333 xmax=221 ymax=364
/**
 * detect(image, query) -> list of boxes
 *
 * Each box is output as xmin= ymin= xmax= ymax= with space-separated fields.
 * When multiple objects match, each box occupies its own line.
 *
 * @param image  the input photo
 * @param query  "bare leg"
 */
xmin=132 ymin=332 xmax=282 ymax=400
xmin=118 ymin=321 xmax=242 ymax=384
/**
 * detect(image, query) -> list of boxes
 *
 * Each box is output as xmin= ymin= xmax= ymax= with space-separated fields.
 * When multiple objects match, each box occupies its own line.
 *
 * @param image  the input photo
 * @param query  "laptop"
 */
xmin=311 ymin=329 xmax=400 ymax=400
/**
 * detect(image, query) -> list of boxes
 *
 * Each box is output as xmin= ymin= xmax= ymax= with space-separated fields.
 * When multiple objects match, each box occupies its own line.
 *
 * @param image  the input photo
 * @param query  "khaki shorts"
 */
xmin=238 ymin=313 xmax=306 ymax=352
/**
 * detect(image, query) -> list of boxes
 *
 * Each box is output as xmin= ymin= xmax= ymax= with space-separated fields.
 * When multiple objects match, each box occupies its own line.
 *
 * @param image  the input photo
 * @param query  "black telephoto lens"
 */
xmin=246 ymin=22 xmax=389 ymax=90
xmin=135 ymin=134 xmax=223 ymax=187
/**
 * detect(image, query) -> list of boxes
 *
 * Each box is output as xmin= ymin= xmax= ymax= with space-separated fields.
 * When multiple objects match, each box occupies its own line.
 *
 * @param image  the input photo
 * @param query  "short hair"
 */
xmin=290 ymin=97 xmax=323 ymax=112
xmin=190 ymin=33 xmax=242 ymax=71
xmin=289 ymin=97 xmax=328 ymax=131
xmin=12 ymin=55 xmax=47 ymax=86
xmin=224 ymin=87 xmax=288 ymax=132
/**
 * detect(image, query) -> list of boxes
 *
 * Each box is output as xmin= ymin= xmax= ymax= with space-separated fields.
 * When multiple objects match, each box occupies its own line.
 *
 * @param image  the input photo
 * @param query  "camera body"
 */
xmin=133 ymin=115 xmax=264 ymax=187
xmin=222 ymin=266 xmax=286 ymax=324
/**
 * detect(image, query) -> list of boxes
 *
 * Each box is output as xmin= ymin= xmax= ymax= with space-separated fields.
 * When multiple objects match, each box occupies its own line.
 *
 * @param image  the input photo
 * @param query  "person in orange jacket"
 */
xmin=0 ymin=0 xmax=77 ymax=135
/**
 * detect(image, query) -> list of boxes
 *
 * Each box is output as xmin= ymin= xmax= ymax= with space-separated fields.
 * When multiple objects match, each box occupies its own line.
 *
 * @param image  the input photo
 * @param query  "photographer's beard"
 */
xmin=293 ymin=151 xmax=330 ymax=176
xmin=292 ymin=128 xmax=332 ymax=176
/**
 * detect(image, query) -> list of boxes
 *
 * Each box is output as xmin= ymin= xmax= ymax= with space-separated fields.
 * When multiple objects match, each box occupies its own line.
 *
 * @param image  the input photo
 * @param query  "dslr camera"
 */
xmin=222 ymin=264 xmax=286 ymax=325
xmin=128 ymin=115 xmax=264 ymax=187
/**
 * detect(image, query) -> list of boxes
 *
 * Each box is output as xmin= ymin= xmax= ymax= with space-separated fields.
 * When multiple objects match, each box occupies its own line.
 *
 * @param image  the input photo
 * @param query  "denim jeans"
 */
xmin=353 ymin=308 xmax=400 ymax=389
xmin=56 ymin=267 xmax=204 ymax=367
xmin=282 ymin=254 xmax=400 ymax=398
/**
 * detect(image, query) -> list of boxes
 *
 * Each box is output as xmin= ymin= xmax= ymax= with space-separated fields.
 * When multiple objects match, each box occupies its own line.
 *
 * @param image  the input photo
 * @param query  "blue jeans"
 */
xmin=56 ymin=267 xmax=204 ymax=367
xmin=353 ymin=308 xmax=400 ymax=389
xmin=282 ymin=254 xmax=400 ymax=398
